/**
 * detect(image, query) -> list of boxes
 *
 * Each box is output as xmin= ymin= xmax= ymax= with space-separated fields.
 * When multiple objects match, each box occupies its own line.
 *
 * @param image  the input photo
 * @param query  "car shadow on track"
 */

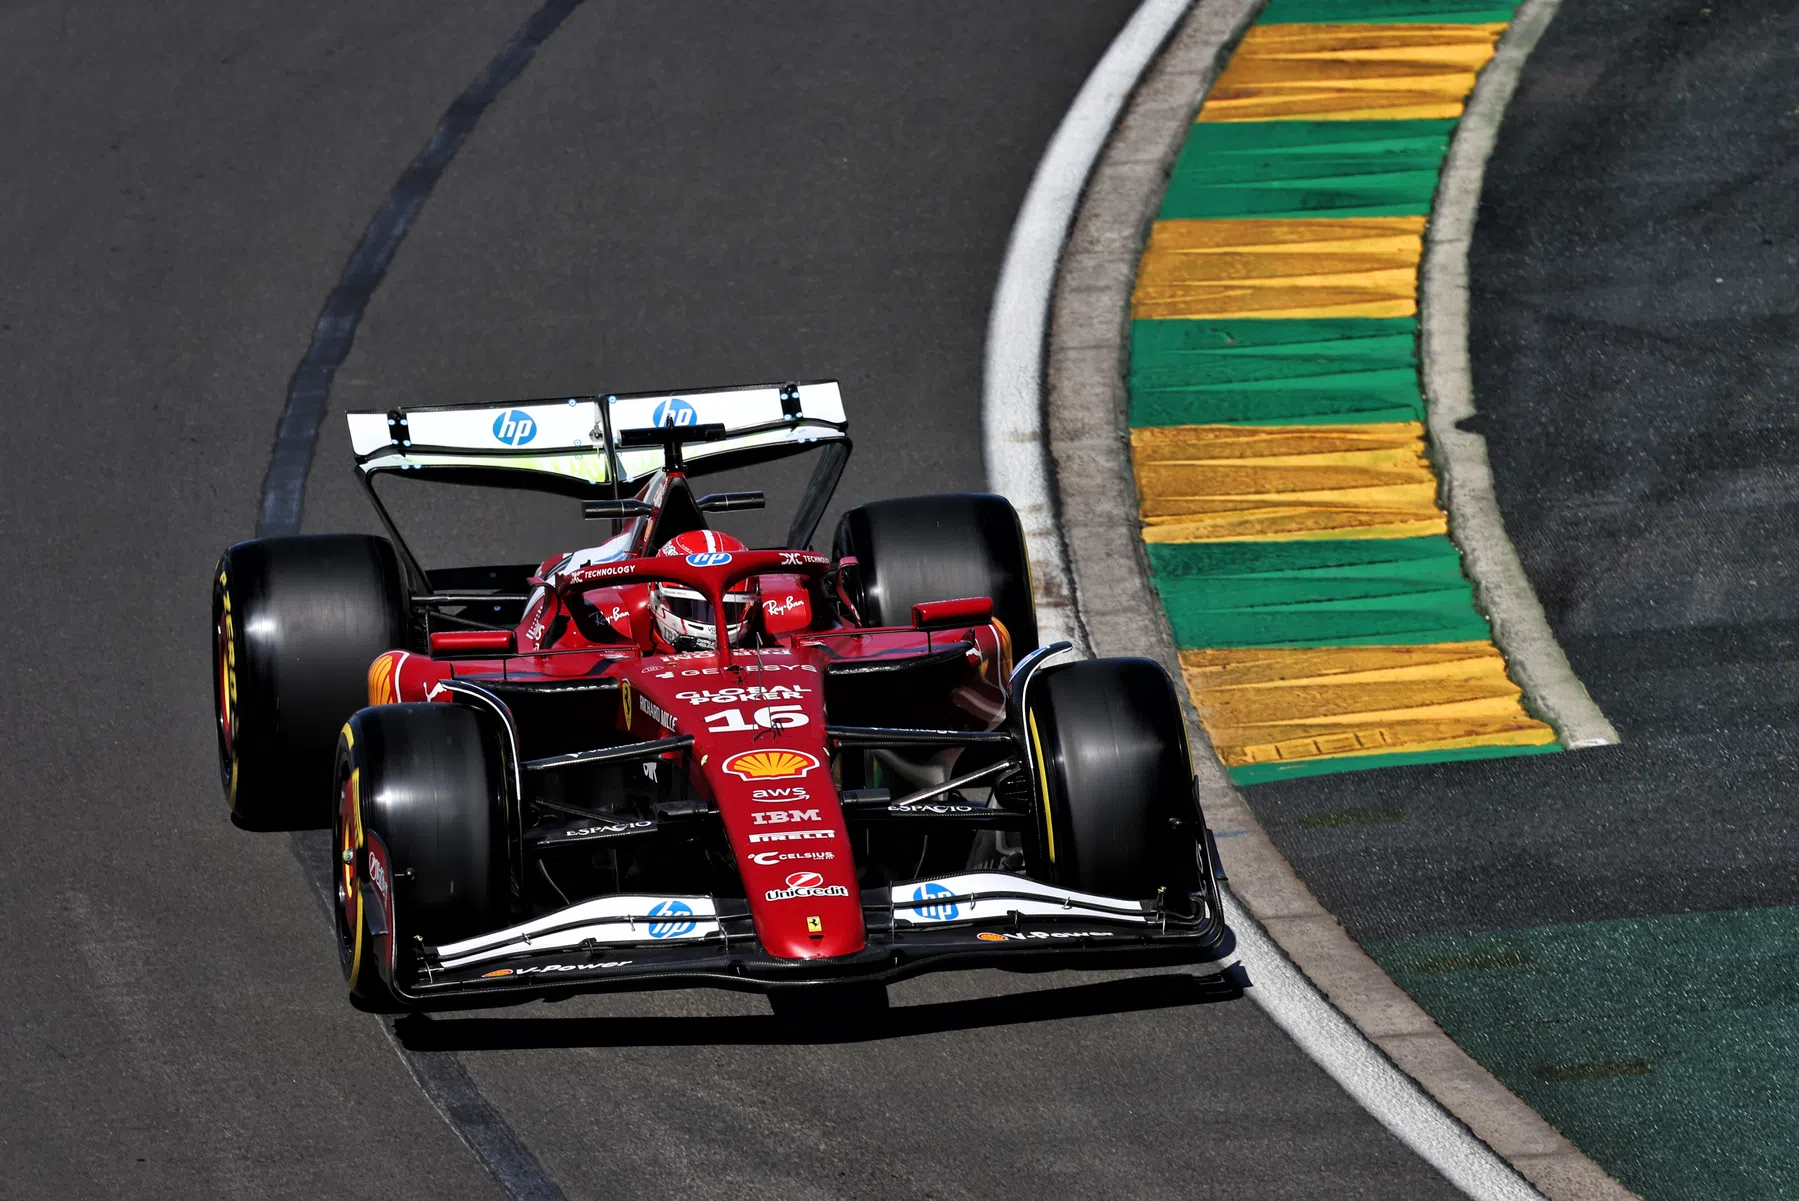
xmin=392 ymin=968 xmax=1247 ymax=1051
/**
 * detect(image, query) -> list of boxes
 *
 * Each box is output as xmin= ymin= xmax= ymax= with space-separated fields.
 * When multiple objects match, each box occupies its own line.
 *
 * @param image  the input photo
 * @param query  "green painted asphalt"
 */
xmin=1160 ymin=122 xmax=1455 ymax=220
xmin=1146 ymin=537 xmax=1495 ymax=648
xmin=1372 ymin=907 xmax=1799 ymax=1200
xmin=1129 ymin=317 xmax=1425 ymax=427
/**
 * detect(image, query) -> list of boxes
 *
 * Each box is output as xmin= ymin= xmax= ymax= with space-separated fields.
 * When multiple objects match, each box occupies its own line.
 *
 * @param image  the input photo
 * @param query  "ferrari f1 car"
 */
xmin=212 ymin=380 xmax=1228 ymax=1008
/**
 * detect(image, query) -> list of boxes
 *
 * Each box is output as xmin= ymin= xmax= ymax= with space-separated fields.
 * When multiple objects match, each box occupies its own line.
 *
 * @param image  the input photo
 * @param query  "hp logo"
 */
xmin=912 ymin=882 xmax=959 ymax=922
xmin=651 ymin=397 xmax=698 ymax=428
xmin=647 ymin=900 xmax=696 ymax=939
xmin=492 ymin=410 xmax=537 ymax=447
xmin=685 ymin=551 xmax=733 ymax=568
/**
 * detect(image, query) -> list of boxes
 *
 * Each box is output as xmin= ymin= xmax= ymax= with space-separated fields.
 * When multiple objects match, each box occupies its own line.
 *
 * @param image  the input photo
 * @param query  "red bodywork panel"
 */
xmin=370 ymin=547 xmax=1009 ymax=963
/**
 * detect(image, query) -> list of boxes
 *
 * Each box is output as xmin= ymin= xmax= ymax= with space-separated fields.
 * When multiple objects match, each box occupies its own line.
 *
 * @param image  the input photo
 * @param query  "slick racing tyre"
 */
xmin=213 ymin=534 xmax=409 ymax=830
xmin=832 ymin=493 xmax=1037 ymax=656
xmin=335 ymin=703 xmax=510 ymax=1011
xmin=1024 ymin=657 xmax=1202 ymax=901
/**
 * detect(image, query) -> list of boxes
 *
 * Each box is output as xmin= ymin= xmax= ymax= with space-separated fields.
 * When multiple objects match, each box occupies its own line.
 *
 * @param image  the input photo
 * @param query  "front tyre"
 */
xmin=213 ymin=534 xmax=409 ymax=830
xmin=833 ymin=493 xmax=1037 ymax=656
xmin=335 ymin=703 xmax=510 ymax=1010
xmin=1024 ymin=657 xmax=1202 ymax=901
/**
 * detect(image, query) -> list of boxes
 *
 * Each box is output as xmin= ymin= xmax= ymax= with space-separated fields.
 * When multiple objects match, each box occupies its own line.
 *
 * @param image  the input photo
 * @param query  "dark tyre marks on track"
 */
xmin=289 ymin=832 xmax=567 ymax=1200
xmin=260 ymin=0 xmax=583 ymax=539
xmin=264 ymin=4 xmax=588 ymax=1193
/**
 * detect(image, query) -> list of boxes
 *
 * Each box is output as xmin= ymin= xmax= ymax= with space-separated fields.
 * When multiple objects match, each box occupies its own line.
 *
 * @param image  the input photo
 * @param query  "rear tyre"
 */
xmin=1024 ymin=657 xmax=1202 ymax=901
xmin=213 ymin=535 xmax=409 ymax=830
xmin=335 ymin=703 xmax=510 ymax=1010
xmin=833 ymin=493 xmax=1037 ymax=656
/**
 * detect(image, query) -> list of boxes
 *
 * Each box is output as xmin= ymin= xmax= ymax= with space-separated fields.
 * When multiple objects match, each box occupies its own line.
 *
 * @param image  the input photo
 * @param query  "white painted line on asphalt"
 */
xmin=1422 ymin=0 xmax=1619 ymax=750
xmin=1217 ymin=893 xmax=1543 ymax=1201
xmin=981 ymin=0 xmax=1194 ymax=655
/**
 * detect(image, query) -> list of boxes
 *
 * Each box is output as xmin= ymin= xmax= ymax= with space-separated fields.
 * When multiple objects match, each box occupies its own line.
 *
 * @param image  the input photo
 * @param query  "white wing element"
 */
xmin=433 ymin=894 xmax=721 ymax=969
xmin=346 ymin=380 xmax=846 ymax=488
xmin=891 ymin=873 xmax=1153 ymax=926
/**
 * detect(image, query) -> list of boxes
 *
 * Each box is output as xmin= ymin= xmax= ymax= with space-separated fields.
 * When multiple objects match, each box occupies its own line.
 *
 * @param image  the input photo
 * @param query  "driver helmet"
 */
xmin=650 ymin=530 xmax=753 ymax=650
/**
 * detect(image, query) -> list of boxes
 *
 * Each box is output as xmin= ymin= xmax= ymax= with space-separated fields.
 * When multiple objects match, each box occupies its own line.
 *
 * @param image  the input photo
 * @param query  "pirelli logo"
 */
xmin=748 ymin=829 xmax=836 ymax=844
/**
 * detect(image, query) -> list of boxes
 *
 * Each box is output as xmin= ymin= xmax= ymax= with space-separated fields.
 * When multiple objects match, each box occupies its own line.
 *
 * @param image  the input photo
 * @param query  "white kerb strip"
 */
xmin=1421 ymin=0 xmax=1618 ymax=749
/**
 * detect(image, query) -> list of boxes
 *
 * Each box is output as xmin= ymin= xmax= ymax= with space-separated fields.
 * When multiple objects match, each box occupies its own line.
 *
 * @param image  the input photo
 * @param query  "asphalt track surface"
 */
xmin=1245 ymin=0 xmax=1799 ymax=942
xmin=0 ymin=4 xmax=1465 ymax=1200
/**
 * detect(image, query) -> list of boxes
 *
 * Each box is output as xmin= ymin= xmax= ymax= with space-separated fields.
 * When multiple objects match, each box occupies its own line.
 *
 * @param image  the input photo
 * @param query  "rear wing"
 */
xmin=346 ymin=380 xmax=851 ymax=593
xmin=347 ymin=379 xmax=847 ymax=492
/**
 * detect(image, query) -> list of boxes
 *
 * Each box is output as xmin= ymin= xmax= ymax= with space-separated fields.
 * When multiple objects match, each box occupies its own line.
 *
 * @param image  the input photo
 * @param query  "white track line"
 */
xmin=1421 ymin=0 xmax=1618 ymax=750
xmin=982 ymin=0 xmax=1192 ymax=655
xmin=980 ymin=4 xmax=1546 ymax=1198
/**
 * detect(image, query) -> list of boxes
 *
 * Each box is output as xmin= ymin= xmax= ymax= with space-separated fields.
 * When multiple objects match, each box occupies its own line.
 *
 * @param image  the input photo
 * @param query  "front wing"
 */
xmin=404 ymin=870 xmax=1229 ymax=1004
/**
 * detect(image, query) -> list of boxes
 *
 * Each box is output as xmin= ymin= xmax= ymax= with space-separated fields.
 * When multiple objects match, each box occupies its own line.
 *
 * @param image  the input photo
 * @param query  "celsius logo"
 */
xmin=685 ymin=551 xmax=732 ymax=568
xmin=492 ymin=410 xmax=537 ymax=446
xmin=911 ymin=882 xmax=959 ymax=922
xmin=749 ymin=850 xmax=833 ymax=866
xmin=651 ymin=396 xmax=698 ymax=427
xmin=646 ymin=900 xmax=696 ymax=939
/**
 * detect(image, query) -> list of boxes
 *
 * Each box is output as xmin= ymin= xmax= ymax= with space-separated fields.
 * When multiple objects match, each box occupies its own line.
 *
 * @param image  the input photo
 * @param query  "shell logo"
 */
xmin=977 ymin=932 xmax=1008 ymax=942
xmin=722 ymin=748 xmax=821 ymax=781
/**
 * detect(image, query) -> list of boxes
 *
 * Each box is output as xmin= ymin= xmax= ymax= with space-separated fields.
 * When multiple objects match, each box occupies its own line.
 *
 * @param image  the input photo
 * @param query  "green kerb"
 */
xmin=1147 ymin=537 xmax=1495 ymax=649
xmin=1228 ymin=741 xmax=1557 ymax=784
xmin=1256 ymin=0 xmax=1519 ymax=23
xmin=1130 ymin=317 xmax=1423 ymax=426
xmin=1160 ymin=121 xmax=1455 ymax=220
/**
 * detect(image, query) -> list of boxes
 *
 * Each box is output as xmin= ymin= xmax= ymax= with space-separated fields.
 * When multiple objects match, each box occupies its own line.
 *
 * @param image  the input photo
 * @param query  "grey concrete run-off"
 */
xmin=1040 ymin=0 xmax=1634 ymax=1197
xmin=1421 ymin=0 xmax=1619 ymax=751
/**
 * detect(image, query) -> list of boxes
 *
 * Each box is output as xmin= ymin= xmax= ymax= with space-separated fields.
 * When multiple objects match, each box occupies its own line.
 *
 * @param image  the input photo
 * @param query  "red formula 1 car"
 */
xmin=212 ymin=381 xmax=1227 ymax=1008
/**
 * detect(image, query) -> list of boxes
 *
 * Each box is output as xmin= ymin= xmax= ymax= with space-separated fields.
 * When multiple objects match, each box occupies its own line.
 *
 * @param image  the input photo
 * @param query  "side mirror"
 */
xmin=429 ymin=630 xmax=516 ymax=656
xmin=696 ymin=491 xmax=766 ymax=512
xmin=582 ymin=498 xmax=654 ymax=520
xmin=912 ymin=596 xmax=993 ymax=632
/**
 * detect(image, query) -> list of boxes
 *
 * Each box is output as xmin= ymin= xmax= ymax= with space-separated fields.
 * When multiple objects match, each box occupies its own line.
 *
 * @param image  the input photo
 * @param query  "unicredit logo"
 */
xmin=763 ymin=870 xmax=849 ymax=902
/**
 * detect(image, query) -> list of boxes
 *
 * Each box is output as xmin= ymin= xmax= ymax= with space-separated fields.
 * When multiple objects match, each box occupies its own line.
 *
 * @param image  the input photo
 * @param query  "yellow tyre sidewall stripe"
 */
xmin=338 ymin=731 xmax=364 ymax=986
xmin=1028 ymin=708 xmax=1056 ymax=866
